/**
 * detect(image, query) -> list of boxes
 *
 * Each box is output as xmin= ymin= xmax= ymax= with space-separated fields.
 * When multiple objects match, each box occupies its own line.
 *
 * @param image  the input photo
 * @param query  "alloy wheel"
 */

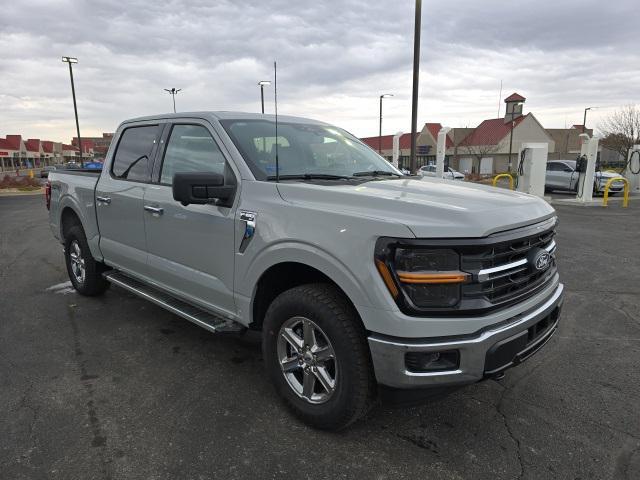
xmin=277 ymin=316 xmax=337 ymax=404
xmin=69 ymin=240 xmax=86 ymax=285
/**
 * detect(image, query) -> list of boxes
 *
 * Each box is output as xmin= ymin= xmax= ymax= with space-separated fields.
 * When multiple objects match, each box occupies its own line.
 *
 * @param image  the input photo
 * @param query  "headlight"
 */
xmin=375 ymin=241 xmax=469 ymax=310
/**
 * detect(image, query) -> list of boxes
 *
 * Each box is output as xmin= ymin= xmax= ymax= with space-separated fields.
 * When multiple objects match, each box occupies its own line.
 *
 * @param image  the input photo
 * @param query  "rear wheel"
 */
xmin=263 ymin=284 xmax=375 ymax=430
xmin=64 ymin=225 xmax=110 ymax=296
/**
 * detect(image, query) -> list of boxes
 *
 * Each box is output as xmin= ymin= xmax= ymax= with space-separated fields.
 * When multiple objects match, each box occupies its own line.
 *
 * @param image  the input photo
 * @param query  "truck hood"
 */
xmin=276 ymin=177 xmax=555 ymax=238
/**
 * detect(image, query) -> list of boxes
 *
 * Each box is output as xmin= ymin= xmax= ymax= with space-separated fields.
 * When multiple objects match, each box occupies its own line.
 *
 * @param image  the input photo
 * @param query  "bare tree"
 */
xmin=599 ymin=104 xmax=640 ymax=159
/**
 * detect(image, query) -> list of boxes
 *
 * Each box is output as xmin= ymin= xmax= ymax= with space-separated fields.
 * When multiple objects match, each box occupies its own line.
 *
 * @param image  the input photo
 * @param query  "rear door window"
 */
xmin=111 ymin=125 xmax=160 ymax=181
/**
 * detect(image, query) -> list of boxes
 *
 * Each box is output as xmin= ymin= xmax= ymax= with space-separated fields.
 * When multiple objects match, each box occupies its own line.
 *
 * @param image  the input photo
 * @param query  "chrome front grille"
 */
xmin=460 ymin=221 xmax=557 ymax=309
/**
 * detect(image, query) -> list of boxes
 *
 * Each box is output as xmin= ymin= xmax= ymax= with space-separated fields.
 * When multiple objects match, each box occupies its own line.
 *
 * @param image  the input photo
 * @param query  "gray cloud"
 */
xmin=1 ymin=0 xmax=638 ymax=142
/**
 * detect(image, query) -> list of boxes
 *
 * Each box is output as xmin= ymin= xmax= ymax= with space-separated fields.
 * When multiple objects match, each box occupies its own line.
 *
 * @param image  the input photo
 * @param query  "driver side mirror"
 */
xmin=172 ymin=172 xmax=236 ymax=207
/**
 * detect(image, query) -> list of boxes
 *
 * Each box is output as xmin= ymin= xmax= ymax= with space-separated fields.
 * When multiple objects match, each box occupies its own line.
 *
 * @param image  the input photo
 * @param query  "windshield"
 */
xmin=563 ymin=160 xmax=577 ymax=170
xmin=220 ymin=119 xmax=402 ymax=181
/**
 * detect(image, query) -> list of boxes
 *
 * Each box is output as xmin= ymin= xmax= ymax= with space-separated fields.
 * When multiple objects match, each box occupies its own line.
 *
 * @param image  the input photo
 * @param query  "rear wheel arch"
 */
xmin=60 ymin=206 xmax=83 ymax=241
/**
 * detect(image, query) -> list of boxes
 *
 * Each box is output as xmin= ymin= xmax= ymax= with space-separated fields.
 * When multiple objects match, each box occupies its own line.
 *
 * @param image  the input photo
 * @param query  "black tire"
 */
xmin=64 ymin=225 xmax=110 ymax=296
xmin=262 ymin=283 xmax=375 ymax=430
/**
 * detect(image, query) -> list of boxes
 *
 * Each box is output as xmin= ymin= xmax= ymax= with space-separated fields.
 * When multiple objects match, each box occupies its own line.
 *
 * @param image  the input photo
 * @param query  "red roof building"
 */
xmin=504 ymin=92 xmax=526 ymax=102
xmin=25 ymin=138 xmax=41 ymax=153
xmin=360 ymin=133 xmax=416 ymax=151
xmin=423 ymin=123 xmax=454 ymax=148
xmin=42 ymin=141 xmax=54 ymax=153
xmin=0 ymin=138 xmax=13 ymax=150
xmin=459 ymin=115 xmax=527 ymax=147
xmin=5 ymin=135 xmax=24 ymax=150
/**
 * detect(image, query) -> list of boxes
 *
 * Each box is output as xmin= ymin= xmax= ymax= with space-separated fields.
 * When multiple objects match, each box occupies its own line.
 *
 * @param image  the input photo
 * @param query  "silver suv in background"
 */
xmin=545 ymin=160 xmax=625 ymax=194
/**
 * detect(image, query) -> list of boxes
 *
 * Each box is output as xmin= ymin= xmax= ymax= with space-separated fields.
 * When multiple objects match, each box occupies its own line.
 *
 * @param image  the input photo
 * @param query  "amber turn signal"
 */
xmin=396 ymin=271 xmax=469 ymax=284
xmin=375 ymin=259 xmax=400 ymax=298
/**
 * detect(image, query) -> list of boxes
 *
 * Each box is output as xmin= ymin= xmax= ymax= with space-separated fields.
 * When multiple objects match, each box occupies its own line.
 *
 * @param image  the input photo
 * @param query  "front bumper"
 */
xmin=597 ymin=181 xmax=625 ymax=193
xmin=368 ymin=283 xmax=563 ymax=388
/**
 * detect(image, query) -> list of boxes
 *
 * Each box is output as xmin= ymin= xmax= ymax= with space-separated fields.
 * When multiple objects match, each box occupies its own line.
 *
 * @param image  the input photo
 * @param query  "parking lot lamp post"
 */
xmin=379 ymin=94 xmax=393 ymax=154
xmin=61 ymin=56 xmax=84 ymax=168
xmin=258 ymin=81 xmax=271 ymax=114
xmin=583 ymin=107 xmax=593 ymax=133
xmin=409 ymin=0 xmax=422 ymax=174
xmin=164 ymin=88 xmax=181 ymax=113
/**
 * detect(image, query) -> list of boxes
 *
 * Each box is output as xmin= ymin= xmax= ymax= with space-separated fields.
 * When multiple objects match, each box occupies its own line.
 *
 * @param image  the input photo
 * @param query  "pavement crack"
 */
xmin=613 ymin=438 xmax=640 ymax=480
xmin=496 ymin=389 xmax=525 ymax=480
xmin=66 ymin=304 xmax=111 ymax=480
xmin=396 ymin=432 xmax=440 ymax=455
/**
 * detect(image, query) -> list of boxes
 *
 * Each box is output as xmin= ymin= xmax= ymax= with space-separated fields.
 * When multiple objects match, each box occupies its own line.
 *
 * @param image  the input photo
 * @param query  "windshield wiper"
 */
xmin=266 ymin=173 xmax=352 ymax=181
xmin=352 ymin=170 xmax=403 ymax=177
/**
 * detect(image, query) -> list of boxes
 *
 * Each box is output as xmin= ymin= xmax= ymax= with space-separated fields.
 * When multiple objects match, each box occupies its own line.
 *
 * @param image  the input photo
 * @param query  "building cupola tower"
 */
xmin=504 ymin=92 xmax=526 ymax=122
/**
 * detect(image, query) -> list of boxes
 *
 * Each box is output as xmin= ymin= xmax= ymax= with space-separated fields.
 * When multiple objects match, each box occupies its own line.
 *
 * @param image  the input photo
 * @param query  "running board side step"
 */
xmin=104 ymin=271 xmax=245 ymax=334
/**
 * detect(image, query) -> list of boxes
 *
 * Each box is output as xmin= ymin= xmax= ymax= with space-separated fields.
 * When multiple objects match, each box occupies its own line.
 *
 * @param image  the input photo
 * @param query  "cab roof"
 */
xmin=122 ymin=111 xmax=329 ymax=126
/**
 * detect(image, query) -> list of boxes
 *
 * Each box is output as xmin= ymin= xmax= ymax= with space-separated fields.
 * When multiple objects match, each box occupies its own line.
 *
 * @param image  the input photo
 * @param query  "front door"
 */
xmin=96 ymin=124 xmax=161 ymax=278
xmin=142 ymin=122 xmax=238 ymax=316
xmin=546 ymin=161 xmax=573 ymax=190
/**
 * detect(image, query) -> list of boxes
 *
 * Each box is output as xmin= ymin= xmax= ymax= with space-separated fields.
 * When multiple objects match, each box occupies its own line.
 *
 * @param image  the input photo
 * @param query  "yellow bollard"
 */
xmin=29 ymin=169 xmax=34 ymax=178
xmin=602 ymin=177 xmax=629 ymax=208
xmin=492 ymin=173 xmax=514 ymax=190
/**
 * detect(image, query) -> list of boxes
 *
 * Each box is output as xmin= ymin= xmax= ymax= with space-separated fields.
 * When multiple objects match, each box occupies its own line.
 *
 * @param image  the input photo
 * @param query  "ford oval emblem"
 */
xmin=533 ymin=251 xmax=551 ymax=271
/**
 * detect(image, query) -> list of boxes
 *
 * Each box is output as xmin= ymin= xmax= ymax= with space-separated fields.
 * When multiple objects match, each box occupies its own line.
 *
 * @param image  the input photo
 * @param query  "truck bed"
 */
xmin=48 ymin=170 xmax=102 ymax=260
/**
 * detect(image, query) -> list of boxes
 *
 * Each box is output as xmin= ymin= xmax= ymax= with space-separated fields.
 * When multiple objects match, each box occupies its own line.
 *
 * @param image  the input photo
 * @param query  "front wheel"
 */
xmin=263 ymin=284 xmax=375 ymax=430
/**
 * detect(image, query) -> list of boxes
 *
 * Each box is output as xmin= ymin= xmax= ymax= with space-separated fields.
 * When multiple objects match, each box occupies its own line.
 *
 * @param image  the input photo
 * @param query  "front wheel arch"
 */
xmin=250 ymin=261 xmax=365 ymax=333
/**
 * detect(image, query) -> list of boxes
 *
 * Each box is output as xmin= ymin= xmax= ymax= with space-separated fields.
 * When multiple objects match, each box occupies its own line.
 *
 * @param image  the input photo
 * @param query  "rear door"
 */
xmin=96 ymin=124 xmax=162 ymax=278
xmin=142 ymin=121 xmax=239 ymax=316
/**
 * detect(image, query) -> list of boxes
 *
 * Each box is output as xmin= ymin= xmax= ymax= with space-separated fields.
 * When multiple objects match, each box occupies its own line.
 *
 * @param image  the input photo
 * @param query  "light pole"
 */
xmin=409 ymin=0 xmax=422 ymax=174
xmin=164 ymin=88 xmax=181 ymax=113
xmin=583 ymin=107 xmax=594 ymax=133
xmin=378 ymin=94 xmax=393 ymax=154
xmin=258 ymin=81 xmax=271 ymax=114
xmin=61 ymin=56 xmax=84 ymax=168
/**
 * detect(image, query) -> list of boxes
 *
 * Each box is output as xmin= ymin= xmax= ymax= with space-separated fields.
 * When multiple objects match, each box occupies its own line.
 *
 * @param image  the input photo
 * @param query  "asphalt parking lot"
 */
xmin=1 ymin=194 xmax=639 ymax=480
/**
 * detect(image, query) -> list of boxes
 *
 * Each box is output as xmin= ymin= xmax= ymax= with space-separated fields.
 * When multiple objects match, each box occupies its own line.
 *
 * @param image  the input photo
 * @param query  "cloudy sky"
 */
xmin=1 ymin=0 xmax=638 ymax=143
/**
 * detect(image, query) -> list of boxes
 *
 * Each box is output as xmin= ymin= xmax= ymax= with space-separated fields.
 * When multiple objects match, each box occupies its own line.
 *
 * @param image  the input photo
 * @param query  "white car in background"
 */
xmin=418 ymin=164 xmax=465 ymax=180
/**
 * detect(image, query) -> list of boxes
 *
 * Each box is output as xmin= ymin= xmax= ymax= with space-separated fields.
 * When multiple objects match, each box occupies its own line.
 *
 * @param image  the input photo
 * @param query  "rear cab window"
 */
xmin=111 ymin=125 xmax=160 ymax=182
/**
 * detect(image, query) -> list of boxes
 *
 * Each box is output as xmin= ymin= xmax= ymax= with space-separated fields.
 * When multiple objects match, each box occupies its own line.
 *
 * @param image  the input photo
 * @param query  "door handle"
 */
xmin=144 ymin=205 xmax=164 ymax=215
xmin=96 ymin=196 xmax=111 ymax=204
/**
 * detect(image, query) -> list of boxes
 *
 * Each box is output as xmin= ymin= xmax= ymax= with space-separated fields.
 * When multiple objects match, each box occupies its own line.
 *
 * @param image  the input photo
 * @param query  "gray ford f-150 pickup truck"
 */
xmin=47 ymin=112 xmax=563 ymax=430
